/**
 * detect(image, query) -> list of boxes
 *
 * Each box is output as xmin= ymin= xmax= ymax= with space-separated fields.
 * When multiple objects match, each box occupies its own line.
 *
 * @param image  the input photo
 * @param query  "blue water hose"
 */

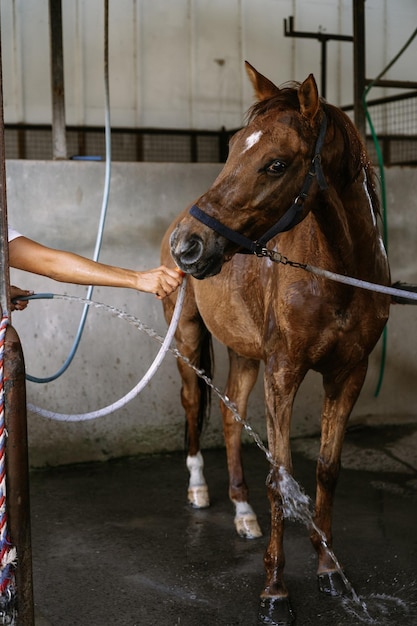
xmin=27 ymin=0 xmax=111 ymax=383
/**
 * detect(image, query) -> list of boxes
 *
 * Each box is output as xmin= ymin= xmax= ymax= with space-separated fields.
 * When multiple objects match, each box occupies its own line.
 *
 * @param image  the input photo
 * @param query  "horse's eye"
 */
xmin=266 ymin=160 xmax=286 ymax=176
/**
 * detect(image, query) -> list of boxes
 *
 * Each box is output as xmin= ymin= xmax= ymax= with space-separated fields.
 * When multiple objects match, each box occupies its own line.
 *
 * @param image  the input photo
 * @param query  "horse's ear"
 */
xmin=298 ymin=74 xmax=320 ymax=121
xmin=245 ymin=61 xmax=280 ymax=101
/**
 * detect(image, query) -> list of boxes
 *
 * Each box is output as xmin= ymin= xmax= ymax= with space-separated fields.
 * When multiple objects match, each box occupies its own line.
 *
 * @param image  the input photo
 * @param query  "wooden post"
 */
xmin=49 ymin=0 xmax=67 ymax=159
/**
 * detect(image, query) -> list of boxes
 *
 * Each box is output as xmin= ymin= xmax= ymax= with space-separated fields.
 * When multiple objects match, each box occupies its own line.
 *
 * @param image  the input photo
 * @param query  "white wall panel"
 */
xmin=292 ymin=0 xmax=349 ymax=104
xmin=2 ymin=0 xmax=50 ymax=123
xmin=69 ymin=1 xmax=105 ymax=125
xmin=139 ymin=0 xmax=191 ymax=127
xmin=1 ymin=0 xmax=416 ymax=130
xmin=240 ymin=0 xmax=294 ymax=113
xmin=188 ymin=0 xmax=242 ymax=129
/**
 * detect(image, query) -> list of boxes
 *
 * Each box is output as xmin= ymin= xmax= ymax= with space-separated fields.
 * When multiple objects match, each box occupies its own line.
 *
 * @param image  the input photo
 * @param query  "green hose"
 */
xmin=362 ymin=27 xmax=417 ymax=397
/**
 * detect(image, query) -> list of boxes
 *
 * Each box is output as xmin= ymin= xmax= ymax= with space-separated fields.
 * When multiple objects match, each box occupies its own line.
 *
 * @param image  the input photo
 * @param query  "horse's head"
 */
xmin=170 ymin=62 xmax=328 ymax=279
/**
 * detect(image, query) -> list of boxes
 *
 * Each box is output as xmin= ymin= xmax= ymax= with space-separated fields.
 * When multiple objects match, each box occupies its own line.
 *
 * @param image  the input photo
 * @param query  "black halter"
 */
xmin=189 ymin=111 xmax=328 ymax=256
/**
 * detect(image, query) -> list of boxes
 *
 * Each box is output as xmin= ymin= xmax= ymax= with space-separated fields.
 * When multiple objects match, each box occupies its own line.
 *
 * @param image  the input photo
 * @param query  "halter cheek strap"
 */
xmin=189 ymin=111 xmax=328 ymax=256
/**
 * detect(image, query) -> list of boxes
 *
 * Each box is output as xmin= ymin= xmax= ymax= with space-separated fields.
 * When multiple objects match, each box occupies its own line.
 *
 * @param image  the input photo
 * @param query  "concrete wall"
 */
xmin=6 ymin=160 xmax=417 ymax=467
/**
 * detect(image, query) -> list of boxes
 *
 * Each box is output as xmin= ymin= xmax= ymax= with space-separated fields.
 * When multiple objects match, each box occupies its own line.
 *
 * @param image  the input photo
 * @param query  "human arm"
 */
xmin=9 ymin=236 xmax=183 ymax=299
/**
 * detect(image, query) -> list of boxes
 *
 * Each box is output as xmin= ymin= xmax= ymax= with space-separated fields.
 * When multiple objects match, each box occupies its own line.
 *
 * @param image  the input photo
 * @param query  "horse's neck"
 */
xmin=311 ymin=170 xmax=384 ymax=271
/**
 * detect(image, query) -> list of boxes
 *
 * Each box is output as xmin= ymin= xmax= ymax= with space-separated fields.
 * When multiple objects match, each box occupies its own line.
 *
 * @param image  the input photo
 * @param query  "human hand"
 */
xmin=137 ymin=266 xmax=185 ymax=299
xmin=10 ymin=286 xmax=33 ymax=311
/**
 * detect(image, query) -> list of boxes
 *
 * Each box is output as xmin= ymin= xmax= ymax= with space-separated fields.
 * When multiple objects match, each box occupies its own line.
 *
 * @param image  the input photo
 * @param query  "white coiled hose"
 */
xmin=27 ymin=278 xmax=187 ymax=422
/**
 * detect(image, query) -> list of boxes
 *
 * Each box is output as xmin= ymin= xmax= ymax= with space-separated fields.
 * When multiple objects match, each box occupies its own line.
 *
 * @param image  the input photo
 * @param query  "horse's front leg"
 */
xmin=311 ymin=360 xmax=368 ymax=596
xmin=222 ymin=349 xmax=261 ymax=538
xmin=163 ymin=293 xmax=211 ymax=509
xmin=258 ymin=361 xmax=303 ymax=626
xmin=178 ymin=331 xmax=212 ymax=509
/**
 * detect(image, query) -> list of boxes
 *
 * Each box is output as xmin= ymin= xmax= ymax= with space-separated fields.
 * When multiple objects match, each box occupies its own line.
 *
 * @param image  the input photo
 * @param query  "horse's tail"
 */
xmin=391 ymin=281 xmax=417 ymax=305
xmin=184 ymin=327 xmax=214 ymax=449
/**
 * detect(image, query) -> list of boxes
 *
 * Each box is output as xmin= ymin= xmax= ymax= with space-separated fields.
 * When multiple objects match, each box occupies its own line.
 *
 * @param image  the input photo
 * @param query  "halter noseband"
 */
xmin=189 ymin=111 xmax=328 ymax=256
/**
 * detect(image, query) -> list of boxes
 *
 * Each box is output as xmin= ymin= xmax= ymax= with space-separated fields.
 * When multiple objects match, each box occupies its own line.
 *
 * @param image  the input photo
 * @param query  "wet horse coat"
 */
xmin=161 ymin=63 xmax=390 ymax=624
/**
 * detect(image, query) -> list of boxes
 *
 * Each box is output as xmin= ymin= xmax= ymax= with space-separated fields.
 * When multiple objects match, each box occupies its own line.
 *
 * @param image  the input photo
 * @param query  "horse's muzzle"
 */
xmin=169 ymin=225 xmax=225 ymax=279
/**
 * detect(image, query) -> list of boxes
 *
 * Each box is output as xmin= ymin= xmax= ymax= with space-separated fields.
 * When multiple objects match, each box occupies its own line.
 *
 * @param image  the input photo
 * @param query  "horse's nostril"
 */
xmin=179 ymin=236 xmax=204 ymax=265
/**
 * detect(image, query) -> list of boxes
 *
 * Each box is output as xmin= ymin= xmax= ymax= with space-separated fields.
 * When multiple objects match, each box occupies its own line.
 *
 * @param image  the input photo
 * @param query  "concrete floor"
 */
xmin=30 ymin=417 xmax=417 ymax=626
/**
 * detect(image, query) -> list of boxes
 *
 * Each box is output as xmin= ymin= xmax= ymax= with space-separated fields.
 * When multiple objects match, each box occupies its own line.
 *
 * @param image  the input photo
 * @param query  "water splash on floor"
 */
xmin=277 ymin=467 xmax=377 ymax=622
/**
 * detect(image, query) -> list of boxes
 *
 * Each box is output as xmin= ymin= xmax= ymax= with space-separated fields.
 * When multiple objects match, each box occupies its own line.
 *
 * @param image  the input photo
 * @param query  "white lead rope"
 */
xmin=263 ymin=248 xmax=417 ymax=302
xmin=305 ymin=264 xmax=417 ymax=301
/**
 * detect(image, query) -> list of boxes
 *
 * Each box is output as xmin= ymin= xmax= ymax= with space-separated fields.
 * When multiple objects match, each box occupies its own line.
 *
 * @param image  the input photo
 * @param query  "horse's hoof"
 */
xmin=317 ymin=570 xmax=349 ymax=596
xmin=258 ymin=596 xmax=295 ymax=625
xmin=187 ymin=485 xmax=210 ymax=508
xmin=234 ymin=513 xmax=262 ymax=539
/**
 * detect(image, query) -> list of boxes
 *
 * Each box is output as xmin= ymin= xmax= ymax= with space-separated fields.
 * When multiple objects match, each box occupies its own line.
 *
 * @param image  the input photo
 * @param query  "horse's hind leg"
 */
xmin=311 ymin=359 xmax=368 ymax=596
xmin=222 ymin=350 xmax=262 ymax=538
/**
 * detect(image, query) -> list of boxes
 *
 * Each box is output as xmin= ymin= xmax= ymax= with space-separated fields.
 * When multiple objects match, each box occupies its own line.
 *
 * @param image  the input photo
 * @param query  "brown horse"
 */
xmin=161 ymin=62 xmax=390 ymax=625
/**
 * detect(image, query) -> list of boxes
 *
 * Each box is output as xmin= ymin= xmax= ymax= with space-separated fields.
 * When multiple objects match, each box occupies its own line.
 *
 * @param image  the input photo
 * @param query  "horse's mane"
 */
xmin=246 ymin=83 xmax=381 ymax=217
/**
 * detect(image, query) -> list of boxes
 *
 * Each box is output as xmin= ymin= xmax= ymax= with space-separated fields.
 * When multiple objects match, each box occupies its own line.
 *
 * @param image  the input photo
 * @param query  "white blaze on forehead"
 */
xmin=242 ymin=130 xmax=263 ymax=153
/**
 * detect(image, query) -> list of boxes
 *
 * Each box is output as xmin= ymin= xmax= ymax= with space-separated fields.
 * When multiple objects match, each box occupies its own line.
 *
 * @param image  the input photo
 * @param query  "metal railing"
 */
xmin=342 ymin=90 xmax=417 ymax=166
xmin=4 ymin=124 xmax=233 ymax=163
xmin=5 ymin=89 xmax=417 ymax=167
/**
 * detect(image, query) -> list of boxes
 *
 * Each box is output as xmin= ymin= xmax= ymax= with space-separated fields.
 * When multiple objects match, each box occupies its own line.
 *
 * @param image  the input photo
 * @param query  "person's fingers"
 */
xmin=12 ymin=300 xmax=29 ymax=311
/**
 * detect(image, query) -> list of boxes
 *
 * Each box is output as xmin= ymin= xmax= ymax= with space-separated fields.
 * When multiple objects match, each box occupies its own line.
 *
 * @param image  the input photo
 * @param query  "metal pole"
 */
xmin=353 ymin=0 xmax=366 ymax=138
xmin=0 ymin=9 xmax=35 ymax=625
xmin=283 ymin=16 xmax=353 ymax=101
xmin=49 ymin=0 xmax=67 ymax=159
xmin=320 ymin=39 xmax=327 ymax=98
